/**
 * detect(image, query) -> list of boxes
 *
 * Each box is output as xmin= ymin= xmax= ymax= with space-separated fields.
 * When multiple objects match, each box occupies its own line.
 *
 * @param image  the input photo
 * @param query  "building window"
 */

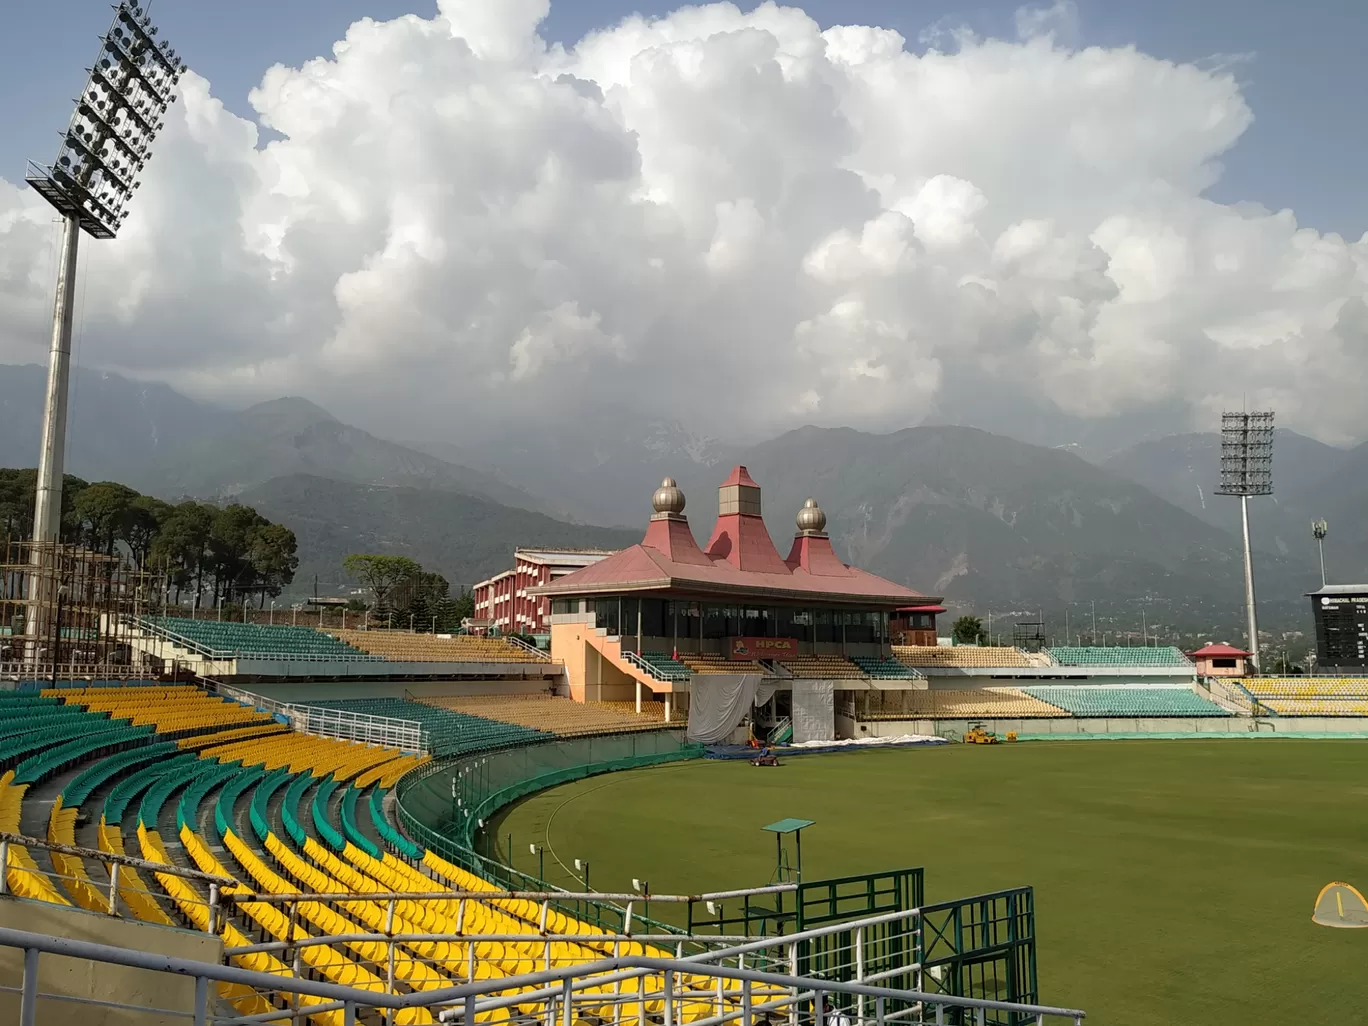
xmin=1212 ymin=658 xmax=1237 ymax=669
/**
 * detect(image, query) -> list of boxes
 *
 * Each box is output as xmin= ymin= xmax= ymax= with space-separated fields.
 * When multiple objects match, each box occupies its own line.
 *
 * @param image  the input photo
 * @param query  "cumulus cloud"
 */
xmin=1 ymin=1 xmax=1366 ymax=446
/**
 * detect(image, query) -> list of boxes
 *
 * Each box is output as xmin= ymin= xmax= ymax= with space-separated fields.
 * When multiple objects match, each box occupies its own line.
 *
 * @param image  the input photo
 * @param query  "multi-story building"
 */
xmin=472 ymin=548 xmax=617 ymax=634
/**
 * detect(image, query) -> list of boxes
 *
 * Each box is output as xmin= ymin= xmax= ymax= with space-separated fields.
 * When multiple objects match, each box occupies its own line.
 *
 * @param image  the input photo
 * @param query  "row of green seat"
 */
xmin=1021 ymin=686 xmax=1227 ymax=717
xmin=851 ymin=655 xmax=923 ymax=679
xmin=1046 ymin=646 xmax=1192 ymax=667
xmin=639 ymin=651 xmax=692 ymax=680
xmin=16 ymin=725 xmax=153 ymax=785
xmin=147 ymin=617 xmax=376 ymax=660
xmin=62 ymin=743 xmax=179 ymax=808
xmin=371 ymin=786 xmax=422 ymax=859
xmin=296 ymin=697 xmax=552 ymax=757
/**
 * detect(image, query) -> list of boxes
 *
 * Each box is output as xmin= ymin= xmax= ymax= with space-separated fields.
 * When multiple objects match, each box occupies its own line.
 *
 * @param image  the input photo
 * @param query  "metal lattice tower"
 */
xmin=1215 ymin=412 xmax=1274 ymax=672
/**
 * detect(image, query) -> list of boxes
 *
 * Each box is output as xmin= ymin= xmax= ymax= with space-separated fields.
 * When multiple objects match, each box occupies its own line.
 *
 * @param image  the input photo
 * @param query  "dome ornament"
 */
xmin=652 ymin=477 xmax=686 ymax=516
xmin=796 ymin=497 xmax=827 ymax=534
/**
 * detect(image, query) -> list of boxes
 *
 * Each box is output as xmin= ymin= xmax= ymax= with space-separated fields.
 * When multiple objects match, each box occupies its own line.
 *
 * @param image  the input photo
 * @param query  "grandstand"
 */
xmin=1046 ymin=646 xmax=1191 ymax=668
xmin=1021 ymin=685 xmax=1227 ymax=717
xmin=120 ymin=616 xmax=564 ymax=683
xmin=1239 ymin=677 xmax=1368 ymax=716
xmin=893 ymin=645 xmax=1034 ymax=669
xmin=295 ymin=696 xmax=552 ymax=755
xmin=850 ymin=688 xmax=1068 ymax=720
xmin=420 ymin=694 xmax=676 ymax=736
xmin=327 ymin=629 xmax=549 ymax=663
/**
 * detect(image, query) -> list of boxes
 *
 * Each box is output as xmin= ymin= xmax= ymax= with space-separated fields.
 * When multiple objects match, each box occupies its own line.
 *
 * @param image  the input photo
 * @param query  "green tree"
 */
xmin=343 ymin=554 xmax=421 ymax=612
xmin=148 ymin=502 xmax=215 ymax=607
xmin=248 ymin=522 xmax=299 ymax=606
xmin=951 ymin=615 xmax=986 ymax=646
xmin=71 ymin=481 xmax=137 ymax=553
xmin=124 ymin=495 xmax=171 ymax=568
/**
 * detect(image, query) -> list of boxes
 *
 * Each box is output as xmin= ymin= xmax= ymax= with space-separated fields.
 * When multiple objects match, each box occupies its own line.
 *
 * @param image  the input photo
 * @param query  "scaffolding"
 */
xmin=0 ymin=538 xmax=158 ymax=681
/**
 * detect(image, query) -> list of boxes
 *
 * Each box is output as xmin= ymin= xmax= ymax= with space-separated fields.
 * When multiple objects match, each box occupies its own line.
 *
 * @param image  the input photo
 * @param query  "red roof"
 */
xmin=1190 ymin=643 xmax=1250 ymax=658
xmin=898 ymin=604 xmax=947 ymax=614
xmin=532 ymin=466 xmax=935 ymax=607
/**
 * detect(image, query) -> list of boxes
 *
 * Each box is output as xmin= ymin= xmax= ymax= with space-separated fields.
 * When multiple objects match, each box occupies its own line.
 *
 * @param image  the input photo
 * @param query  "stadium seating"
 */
xmin=892 ymin=645 xmax=1033 ymax=668
xmin=1046 ymin=646 xmax=1192 ymax=668
xmin=1237 ymin=678 xmax=1368 ymax=716
xmin=785 ymin=655 xmax=864 ymax=678
xmin=1021 ymin=686 xmax=1227 ymax=717
xmin=327 ymin=629 xmax=548 ymax=663
xmin=422 ymin=694 xmax=675 ymax=736
xmin=146 ymin=616 xmax=373 ymax=660
xmin=639 ymin=651 xmax=693 ymax=679
xmin=681 ymin=653 xmax=762 ymax=674
xmin=296 ymin=697 xmax=551 ymax=756
xmin=855 ymin=689 xmax=1068 ymax=719
xmin=851 ymin=655 xmax=924 ymax=679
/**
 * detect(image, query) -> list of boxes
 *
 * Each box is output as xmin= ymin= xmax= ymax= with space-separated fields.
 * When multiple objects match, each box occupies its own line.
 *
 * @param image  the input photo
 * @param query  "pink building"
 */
xmin=1190 ymin=643 xmax=1251 ymax=677
xmin=472 ymin=548 xmax=616 ymax=634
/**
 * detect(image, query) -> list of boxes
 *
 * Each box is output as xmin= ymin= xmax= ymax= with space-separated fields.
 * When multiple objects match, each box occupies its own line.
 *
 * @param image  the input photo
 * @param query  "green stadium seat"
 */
xmin=295 ymin=697 xmax=552 ymax=757
xmin=1045 ymin=647 xmax=1193 ymax=668
xmin=1022 ymin=686 xmax=1227 ymax=717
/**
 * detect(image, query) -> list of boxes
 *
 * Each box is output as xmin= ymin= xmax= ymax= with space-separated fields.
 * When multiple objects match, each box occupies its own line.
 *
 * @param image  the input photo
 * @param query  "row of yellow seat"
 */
xmin=207 ymin=732 xmax=400 ymax=779
xmin=326 ymin=630 xmax=548 ymax=664
xmin=421 ymin=695 xmax=671 ymax=737
xmin=50 ymin=685 xmax=272 ymax=734
xmin=0 ymin=771 xmax=69 ymax=906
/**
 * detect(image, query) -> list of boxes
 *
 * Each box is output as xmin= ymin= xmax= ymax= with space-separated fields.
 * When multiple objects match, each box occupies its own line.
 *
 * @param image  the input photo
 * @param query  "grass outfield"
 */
xmin=491 ymin=739 xmax=1368 ymax=1024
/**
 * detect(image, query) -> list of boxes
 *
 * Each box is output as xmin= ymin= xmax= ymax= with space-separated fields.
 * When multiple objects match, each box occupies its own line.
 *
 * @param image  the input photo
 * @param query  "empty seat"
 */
xmin=1021 ymin=686 xmax=1226 ymax=717
xmin=1046 ymin=646 xmax=1192 ymax=668
xmin=891 ymin=646 xmax=1034 ymax=668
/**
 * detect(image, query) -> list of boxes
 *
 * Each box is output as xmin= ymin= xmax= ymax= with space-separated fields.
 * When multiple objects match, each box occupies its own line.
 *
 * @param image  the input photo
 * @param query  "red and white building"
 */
xmin=473 ymin=548 xmax=617 ymax=634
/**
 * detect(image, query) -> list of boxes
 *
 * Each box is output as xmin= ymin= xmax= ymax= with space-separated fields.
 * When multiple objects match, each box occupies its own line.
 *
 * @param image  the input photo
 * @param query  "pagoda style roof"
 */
xmin=530 ymin=467 xmax=936 ymax=608
xmin=1189 ymin=643 xmax=1250 ymax=658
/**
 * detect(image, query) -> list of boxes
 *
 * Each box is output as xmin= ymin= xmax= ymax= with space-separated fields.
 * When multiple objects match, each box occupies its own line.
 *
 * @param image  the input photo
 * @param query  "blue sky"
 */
xmin=4 ymin=0 xmax=1364 ymax=238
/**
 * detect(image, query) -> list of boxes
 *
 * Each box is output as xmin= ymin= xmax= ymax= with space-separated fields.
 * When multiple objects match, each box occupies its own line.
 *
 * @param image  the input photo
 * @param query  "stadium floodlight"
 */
xmin=1215 ymin=411 xmax=1275 ymax=672
xmin=1312 ymin=520 xmax=1329 ymax=588
xmin=22 ymin=4 xmax=184 ymax=630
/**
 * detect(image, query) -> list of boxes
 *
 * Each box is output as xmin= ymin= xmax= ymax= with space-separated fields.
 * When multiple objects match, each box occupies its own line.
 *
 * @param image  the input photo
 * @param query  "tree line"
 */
xmin=343 ymin=554 xmax=474 ymax=632
xmin=0 ymin=468 xmax=298 ymax=608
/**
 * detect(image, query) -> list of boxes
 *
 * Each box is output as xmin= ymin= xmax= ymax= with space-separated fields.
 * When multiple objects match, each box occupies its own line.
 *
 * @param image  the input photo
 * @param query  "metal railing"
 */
xmin=501 ymin=635 xmax=552 ymax=661
xmin=0 ymin=829 xmax=231 ymax=928
xmin=0 ymin=924 xmax=1087 ymax=1026
xmin=201 ymin=677 xmax=429 ymax=753
xmin=623 ymin=649 xmax=690 ymax=682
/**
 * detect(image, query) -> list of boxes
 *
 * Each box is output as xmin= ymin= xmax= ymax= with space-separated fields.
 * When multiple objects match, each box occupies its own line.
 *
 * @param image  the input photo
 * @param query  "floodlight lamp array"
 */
xmin=25 ymin=2 xmax=187 ymax=239
xmin=1216 ymin=410 xmax=1274 ymax=496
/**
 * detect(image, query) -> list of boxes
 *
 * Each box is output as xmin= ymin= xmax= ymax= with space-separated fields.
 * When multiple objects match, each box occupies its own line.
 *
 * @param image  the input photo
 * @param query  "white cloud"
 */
xmin=1 ymin=1 xmax=1366 ymax=446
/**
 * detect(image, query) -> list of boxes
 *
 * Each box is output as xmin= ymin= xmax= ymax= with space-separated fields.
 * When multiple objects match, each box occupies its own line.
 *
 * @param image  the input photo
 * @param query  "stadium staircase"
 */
xmin=582 ymin=628 xmax=684 ymax=699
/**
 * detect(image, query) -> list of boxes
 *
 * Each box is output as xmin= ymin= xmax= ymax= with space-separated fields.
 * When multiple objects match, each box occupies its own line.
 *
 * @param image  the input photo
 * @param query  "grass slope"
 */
xmin=492 ymin=741 xmax=1368 ymax=1025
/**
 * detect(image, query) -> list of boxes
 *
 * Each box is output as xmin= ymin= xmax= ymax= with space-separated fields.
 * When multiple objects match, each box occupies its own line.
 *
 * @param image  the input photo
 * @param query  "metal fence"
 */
xmin=0 ymin=922 xmax=1087 ymax=1026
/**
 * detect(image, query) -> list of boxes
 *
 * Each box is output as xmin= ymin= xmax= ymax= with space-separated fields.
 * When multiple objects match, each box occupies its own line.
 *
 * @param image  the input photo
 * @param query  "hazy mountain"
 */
xmin=418 ymin=411 xmax=741 ymax=526
xmin=689 ymin=424 xmax=1318 ymax=628
xmin=142 ymin=396 xmax=558 ymax=514
xmin=1102 ymin=429 xmax=1353 ymax=570
xmin=239 ymin=474 xmax=639 ymax=594
xmin=0 ymin=363 xmax=230 ymax=489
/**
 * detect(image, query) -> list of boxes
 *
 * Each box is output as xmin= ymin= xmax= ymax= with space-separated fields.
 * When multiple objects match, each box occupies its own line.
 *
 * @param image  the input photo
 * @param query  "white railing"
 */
xmin=502 ymin=635 xmax=552 ymax=661
xmin=200 ymin=676 xmax=429 ymax=753
xmin=623 ymin=650 xmax=690 ymax=682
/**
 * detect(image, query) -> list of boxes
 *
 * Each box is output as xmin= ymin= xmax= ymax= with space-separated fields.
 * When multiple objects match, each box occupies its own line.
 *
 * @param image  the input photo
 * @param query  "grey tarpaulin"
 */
xmin=687 ymin=674 xmax=767 ymax=744
xmin=792 ymin=679 xmax=835 ymax=742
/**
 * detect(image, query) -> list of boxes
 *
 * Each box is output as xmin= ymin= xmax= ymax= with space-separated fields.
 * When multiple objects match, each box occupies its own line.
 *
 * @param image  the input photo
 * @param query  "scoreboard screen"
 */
xmin=1312 ymin=592 xmax=1368 ymax=669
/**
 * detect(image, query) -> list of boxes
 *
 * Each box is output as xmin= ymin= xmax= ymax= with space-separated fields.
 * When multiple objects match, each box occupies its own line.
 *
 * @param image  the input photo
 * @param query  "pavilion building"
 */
xmin=531 ymin=467 xmax=939 ymax=742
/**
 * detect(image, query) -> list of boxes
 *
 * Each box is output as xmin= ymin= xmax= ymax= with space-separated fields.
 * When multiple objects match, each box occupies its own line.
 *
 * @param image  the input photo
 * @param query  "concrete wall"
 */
xmin=850 ymin=716 xmax=1368 ymax=738
xmin=0 ymin=898 xmax=222 ymax=1025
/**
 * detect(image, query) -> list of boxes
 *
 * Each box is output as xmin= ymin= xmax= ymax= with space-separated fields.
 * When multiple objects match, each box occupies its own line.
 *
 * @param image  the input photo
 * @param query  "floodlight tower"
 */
xmin=1215 ymin=412 xmax=1274 ymax=673
xmin=1312 ymin=520 xmax=1329 ymax=588
xmin=22 ymin=3 xmax=184 ymax=652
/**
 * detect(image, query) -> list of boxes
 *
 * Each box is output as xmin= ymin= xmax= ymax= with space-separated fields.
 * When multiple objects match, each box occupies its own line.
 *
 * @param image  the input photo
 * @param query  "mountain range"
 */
xmin=0 ymin=363 xmax=1352 ymax=632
